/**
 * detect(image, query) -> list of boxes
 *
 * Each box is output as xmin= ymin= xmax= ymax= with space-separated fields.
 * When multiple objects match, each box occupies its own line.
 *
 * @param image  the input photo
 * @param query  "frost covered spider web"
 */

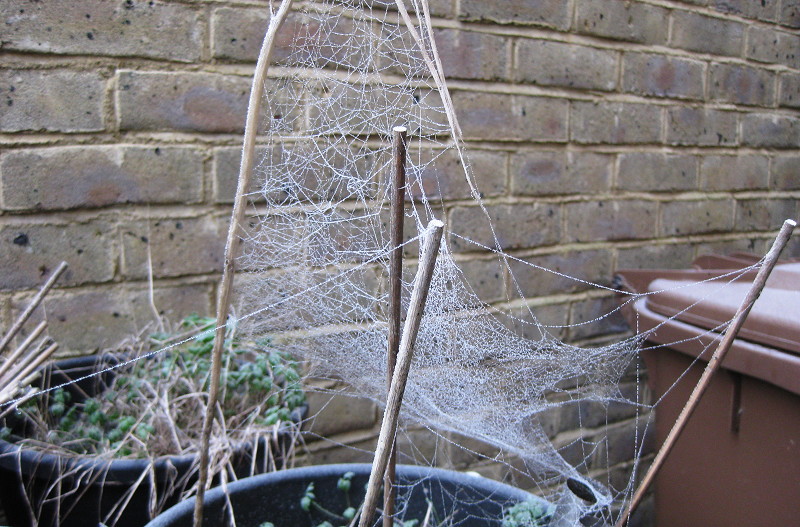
xmin=230 ymin=1 xmax=654 ymax=525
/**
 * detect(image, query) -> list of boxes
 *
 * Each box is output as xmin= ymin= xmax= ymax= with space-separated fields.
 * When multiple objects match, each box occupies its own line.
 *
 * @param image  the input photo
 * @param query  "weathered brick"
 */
xmin=121 ymin=216 xmax=228 ymax=280
xmin=0 ymin=221 xmax=115 ymax=290
xmin=746 ymin=27 xmax=800 ymax=69
xmin=617 ymin=153 xmax=698 ymax=192
xmin=779 ymin=72 xmax=800 ymax=109
xmin=660 ymin=200 xmax=734 ymax=236
xmin=741 ymin=113 xmax=800 ymax=148
xmin=434 ymin=29 xmax=510 ymax=81
xmin=457 ymin=257 xmax=507 ymax=304
xmin=213 ymin=146 xmax=274 ymax=204
xmin=13 ymin=284 xmax=213 ymax=353
xmin=305 ymin=386 xmax=377 ymax=437
xmin=711 ymin=0 xmax=779 ymax=22
xmin=568 ymin=295 xmax=629 ymax=341
xmin=359 ymin=0 xmax=452 ymax=18
xmin=452 ymin=91 xmax=568 ymax=142
xmin=590 ymin=418 xmax=654 ymax=469
xmin=0 ymin=0 xmax=202 ymax=62
xmin=510 ymin=151 xmax=613 ymax=196
xmin=0 ymin=69 xmax=104 ymax=133
xmin=781 ymin=1 xmax=800 ymax=27
xmin=515 ymin=39 xmax=617 ymax=91
xmin=700 ymin=155 xmax=769 ymax=191
xmin=574 ymin=0 xmax=669 ymax=44
xmin=665 ymin=106 xmax=738 ymax=146
xmin=212 ymin=7 xmax=290 ymax=63
xmin=709 ymin=63 xmax=774 ymax=106
xmin=458 ymin=0 xmax=571 ymax=30
xmin=503 ymin=302 xmax=570 ymax=341
xmin=772 ymin=156 xmax=800 ymax=190
xmin=449 ymin=203 xmax=561 ymax=252
xmin=117 ymin=71 xmax=254 ymax=133
xmin=565 ymin=200 xmax=657 ymax=243
xmin=616 ymin=244 xmax=695 ymax=271
xmin=622 ymin=53 xmax=705 ymax=100
xmin=571 ymin=101 xmax=661 ymax=145
xmin=735 ymin=198 xmax=797 ymax=231
xmin=671 ymin=11 xmax=745 ymax=57
xmin=0 ymin=146 xmax=204 ymax=211
xmin=509 ymin=249 xmax=613 ymax=298
xmin=408 ymin=148 xmax=507 ymax=201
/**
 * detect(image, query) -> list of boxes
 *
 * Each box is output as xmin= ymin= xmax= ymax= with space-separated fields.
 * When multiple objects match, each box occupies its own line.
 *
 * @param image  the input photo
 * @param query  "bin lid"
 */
xmin=645 ymin=262 xmax=800 ymax=355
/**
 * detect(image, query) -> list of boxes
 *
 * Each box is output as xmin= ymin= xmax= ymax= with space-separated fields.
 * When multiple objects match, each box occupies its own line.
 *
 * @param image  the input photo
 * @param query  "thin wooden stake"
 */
xmin=616 ymin=218 xmax=796 ymax=527
xmin=359 ymin=219 xmax=445 ymax=527
xmin=384 ymin=125 xmax=407 ymax=527
xmin=0 ymin=320 xmax=47 ymax=381
xmin=0 ymin=262 xmax=67 ymax=354
xmin=193 ymin=2 xmax=295 ymax=526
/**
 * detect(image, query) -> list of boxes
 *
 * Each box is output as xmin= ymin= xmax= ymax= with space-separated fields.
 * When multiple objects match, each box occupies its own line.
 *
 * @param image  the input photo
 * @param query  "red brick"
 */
xmin=772 ymin=156 xmax=800 ymax=190
xmin=212 ymin=7 xmax=293 ymax=63
xmin=511 ymin=151 xmax=613 ymax=196
xmin=458 ymin=0 xmax=571 ymax=30
xmin=671 ymin=11 xmax=745 ymax=57
xmin=622 ymin=53 xmax=705 ymax=100
xmin=0 ymin=146 xmax=204 ymax=211
xmin=710 ymin=63 xmax=775 ymax=107
xmin=779 ymin=72 xmax=800 ymax=109
xmin=700 ymin=155 xmax=769 ymax=191
xmin=449 ymin=203 xmax=561 ymax=252
xmin=617 ymin=153 xmax=698 ymax=192
xmin=117 ymin=71 xmax=256 ymax=133
xmin=452 ymin=91 xmax=567 ymax=142
xmin=0 ymin=69 xmax=105 ymax=133
xmin=0 ymin=221 xmax=115 ymax=290
xmin=660 ymin=199 xmax=734 ymax=236
xmin=741 ymin=113 xmax=800 ymax=148
xmin=121 ymin=216 xmax=228 ymax=279
xmin=735 ymin=199 xmax=797 ymax=231
xmin=407 ymin=148 xmax=507 ymax=201
xmin=515 ymin=39 xmax=618 ymax=91
xmin=0 ymin=0 xmax=202 ymax=62
xmin=565 ymin=200 xmax=657 ymax=243
xmin=575 ymin=0 xmax=669 ymax=45
xmin=571 ymin=101 xmax=661 ymax=145
xmin=13 ymin=284 xmax=213 ymax=353
xmin=665 ymin=107 xmax=738 ymax=146
xmin=434 ymin=29 xmax=510 ymax=81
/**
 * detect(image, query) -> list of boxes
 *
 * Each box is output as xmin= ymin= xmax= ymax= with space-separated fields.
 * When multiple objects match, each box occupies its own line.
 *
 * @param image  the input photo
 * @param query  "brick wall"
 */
xmin=1 ymin=0 xmax=798 ymax=518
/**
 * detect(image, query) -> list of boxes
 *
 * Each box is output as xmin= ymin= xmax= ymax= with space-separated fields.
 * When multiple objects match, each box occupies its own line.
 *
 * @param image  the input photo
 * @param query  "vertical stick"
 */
xmin=384 ymin=125 xmax=407 ymax=527
xmin=359 ymin=219 xmax=445 ymax=527
xmin=193 ymin=2 xmax=295 ymax=526
xmin=0 ymin=261 xmax=67 ymax=354
xmin=616 ymin=219 xmax=796 ymax=527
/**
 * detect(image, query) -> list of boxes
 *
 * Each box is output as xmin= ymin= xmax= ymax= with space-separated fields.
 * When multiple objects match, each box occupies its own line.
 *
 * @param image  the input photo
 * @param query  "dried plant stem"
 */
xmin=0 ymin=320 xmax=47 ymax=381
xmin=359 ymin=219 xmax=444 ymax=527
xmin=0 ymin=261 xmax=67 ymax=354
xmin=616 ymin=218 xmax=796 ymax=527
xmin=193 ymin=2 xmax=295 ymax=527
xmin=384 ymin=125 xmax=407 ymax=527
xmin=0 ymin=341 xmax=58 ymax=404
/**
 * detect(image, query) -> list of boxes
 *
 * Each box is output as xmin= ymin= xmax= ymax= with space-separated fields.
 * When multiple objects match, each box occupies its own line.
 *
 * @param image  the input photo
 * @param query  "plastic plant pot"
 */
xmin=145 ymin=463 xmax=552 ymax=527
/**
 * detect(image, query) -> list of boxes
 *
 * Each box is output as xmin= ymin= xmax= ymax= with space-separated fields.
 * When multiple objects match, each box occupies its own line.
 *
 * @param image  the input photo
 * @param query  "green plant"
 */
xmin=501 ymin=500 xmax=552 ymax=527
xmin=9 ymin=314 xmax=306 ymax=459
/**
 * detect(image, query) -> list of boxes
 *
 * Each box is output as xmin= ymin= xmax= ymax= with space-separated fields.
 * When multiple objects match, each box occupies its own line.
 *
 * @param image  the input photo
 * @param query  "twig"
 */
xmin=615 ymin=218 xmax=796 ymax=527
xmin=359 ymin=219 xmax=445 ymax=527
xmin=384 ymin=125 xmax=407 ymax=527
xmin=0 ymin=341 xmax=58 ymax=405
xmin=194 ymin=2 xmax=295 ymax=527
xmin=0 ymin=320 xmax=47 ymax=381
xmin=0 ymin=261 xmax=67 ymax=354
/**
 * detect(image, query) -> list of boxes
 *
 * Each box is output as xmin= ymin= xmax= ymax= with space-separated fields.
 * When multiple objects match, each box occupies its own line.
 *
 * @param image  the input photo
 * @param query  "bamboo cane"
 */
xmin=359 ymin=219 xmax=444 ymax=527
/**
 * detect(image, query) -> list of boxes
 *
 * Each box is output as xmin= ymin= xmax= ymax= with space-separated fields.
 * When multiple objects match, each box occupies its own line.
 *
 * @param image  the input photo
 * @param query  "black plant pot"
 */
xmin=146 ymin=463 xmax=551 ymax=527
xmin=0 ymin=354 xmax=303 ymax=527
